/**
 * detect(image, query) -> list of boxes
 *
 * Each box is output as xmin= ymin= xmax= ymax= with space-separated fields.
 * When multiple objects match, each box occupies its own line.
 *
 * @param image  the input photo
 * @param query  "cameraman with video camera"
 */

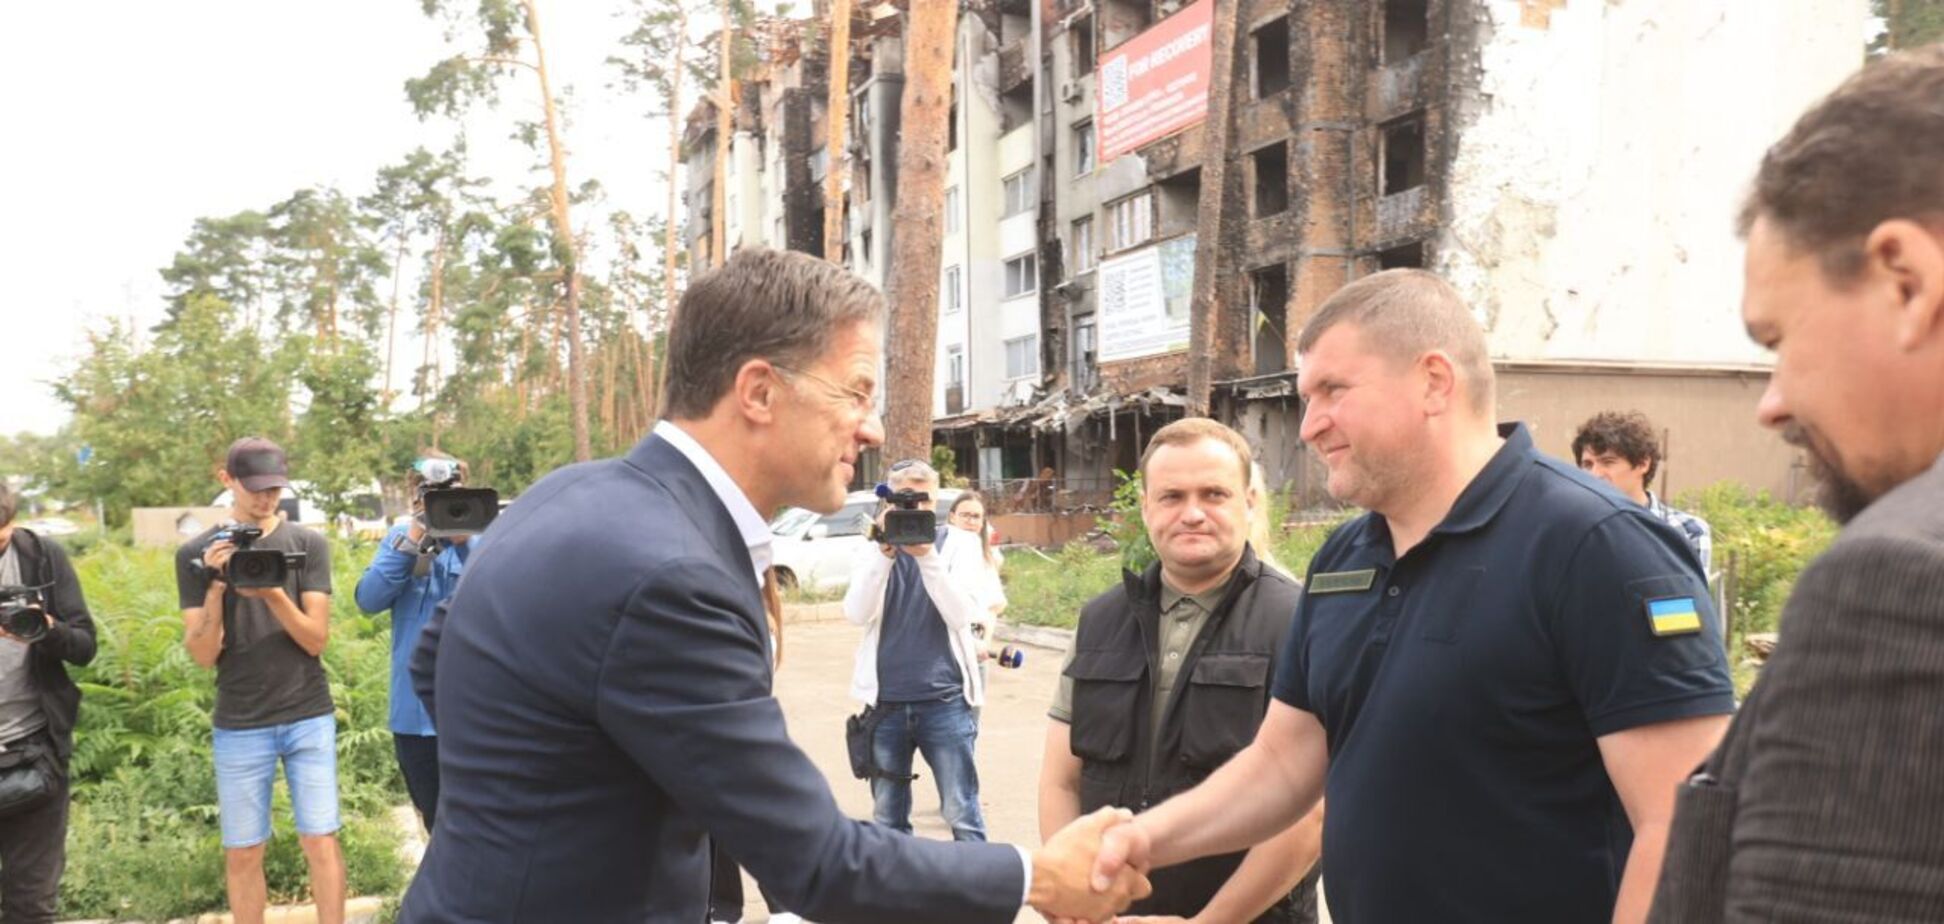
xmin=175 ymin=437 xmax=343 ymax=924
xmin=842 ymin=459 xmax=992 ymax=842
xmin=355 ymin=452 xmax=478 ymax=830
xmin=0 ymin=482 xmax=96 ymax=922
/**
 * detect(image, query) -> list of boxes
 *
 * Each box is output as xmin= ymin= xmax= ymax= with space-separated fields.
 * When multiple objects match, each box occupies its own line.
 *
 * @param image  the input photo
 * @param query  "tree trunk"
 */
xmin=822 ymin=0 xmax=853 ymax=263
xmin=880 ymin=3 xmax=958 ymax=464
xmin=1185 ymin=0 xmax=1242 ymax=416
xmin=712 ymin=0 xmax=733 ymax=266
xmin=383 ymin=235 xmax=406 ymax=407
xmin=658 ymin=4 xmax=687 ymax=416
xmin=523 ymin=0 xmax=594 ymax=461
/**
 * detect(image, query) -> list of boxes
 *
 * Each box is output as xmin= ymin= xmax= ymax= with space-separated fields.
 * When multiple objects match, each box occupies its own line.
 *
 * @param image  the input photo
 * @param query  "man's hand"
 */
xmin=899 ymin=542 xmax=934 ymax=558
xmin=1093 ymin=816 xmax=1154 ymax=893
xmin=235 ymin=585 xmax=288 ymax=602
xmin=1115 ymin=916 xmax=1192 ymax=923
xmin=406 ymin=515 xmax=428 ymax=545
xmin=202 ymin=539 xmax=237 ymax=574
xmin=1030 ymin=806 xmax=1153 ymax=923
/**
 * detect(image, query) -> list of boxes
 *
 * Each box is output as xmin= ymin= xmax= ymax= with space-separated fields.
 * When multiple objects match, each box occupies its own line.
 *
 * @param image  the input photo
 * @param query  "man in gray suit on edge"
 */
xmin=1649 ymin=45 xmax=1944 ymax=923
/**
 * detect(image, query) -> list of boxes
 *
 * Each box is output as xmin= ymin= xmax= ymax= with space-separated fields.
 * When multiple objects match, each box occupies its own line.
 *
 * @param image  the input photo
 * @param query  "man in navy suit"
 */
xmin=401 ymin=247 xmax=1150 ymax=923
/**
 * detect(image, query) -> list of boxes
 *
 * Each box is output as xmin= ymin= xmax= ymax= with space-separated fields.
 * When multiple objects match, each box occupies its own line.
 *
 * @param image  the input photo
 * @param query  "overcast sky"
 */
xmin=0 ymin=1 xmax=730 ymax=437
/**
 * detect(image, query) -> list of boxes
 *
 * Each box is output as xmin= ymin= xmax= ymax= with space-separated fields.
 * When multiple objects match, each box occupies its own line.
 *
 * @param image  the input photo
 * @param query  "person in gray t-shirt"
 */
xmin=175 ymin=437 xmax=343 ymax=924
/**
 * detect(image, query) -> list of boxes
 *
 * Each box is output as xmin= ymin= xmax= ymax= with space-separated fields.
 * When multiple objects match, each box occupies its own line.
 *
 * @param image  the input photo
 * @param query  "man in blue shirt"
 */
xmin=1091 ymin=270 xmax=1735 ymax=923
xmin=842 ymin=459 xmax=991 ymax=842
xmin=356 ymin=454 xmax=476 ymax=828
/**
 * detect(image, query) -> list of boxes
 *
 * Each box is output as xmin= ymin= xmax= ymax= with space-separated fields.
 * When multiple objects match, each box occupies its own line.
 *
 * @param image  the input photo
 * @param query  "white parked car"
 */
xmin=768 ymin=488 xmax=962 ymax=591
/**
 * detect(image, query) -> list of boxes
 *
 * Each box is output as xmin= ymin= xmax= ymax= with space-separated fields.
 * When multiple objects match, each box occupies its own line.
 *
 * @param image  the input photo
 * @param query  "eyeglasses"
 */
xmin=772 ymin=364 xmax=876 ymax=415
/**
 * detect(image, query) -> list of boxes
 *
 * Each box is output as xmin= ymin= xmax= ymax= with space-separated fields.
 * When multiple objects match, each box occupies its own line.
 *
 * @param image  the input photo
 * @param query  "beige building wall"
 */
xmin=1495 ymin=363 xmax=1804 ymax=503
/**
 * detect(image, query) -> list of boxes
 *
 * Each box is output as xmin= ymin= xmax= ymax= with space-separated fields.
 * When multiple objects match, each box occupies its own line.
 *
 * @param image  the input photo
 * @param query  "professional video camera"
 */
xmin=199 ymin=523 xmax=307 ymax=590
xmin=415 ymin=457 xmax=498 ymax=539
xmin=868 ymin=482 xmax=936 ymax=547
xmin=0 ymin=585 xmax=49 ymax=643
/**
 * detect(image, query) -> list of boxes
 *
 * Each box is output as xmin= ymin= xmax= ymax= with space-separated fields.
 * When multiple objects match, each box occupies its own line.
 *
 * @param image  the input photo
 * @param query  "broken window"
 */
xmin=1381 ymin=116 xmax=1427 ymax=196
xmin=1253 ymin=16 xmax=1292 ymax=98
xmin=949 ymin=101 xmax=959 ymax=152
xmin=1071 ymin=216 xmax=1097 ymax=274
xmin=1072 ymin=314 xmax=1098 ymax=390
xmin=948 ymin=345 xmax=965 ymax=388
xmin=1006 ymin=335 xmax=1041 ymax=379
xmin=1383 ymin=0 xmax=1430 ymax=64
xmin=1378 ymin=241 xmax=1425 ymax=269
xmin=1100 ymin=0 xmax=1151 ymax=51
xmin=1072 ymin=15 xmax=1096 ymax=76
xmin=1003 ymin=169 xmax=1037 ymax=216
xmin=1156 ymin=169 xmax=1201 ymax=239
xmin=944 ymin=185 xmax=961 ymax=234
xmin=1004 ymin=253 xmax=1038 ymax=298
xmin=1251 ymin=143 xmax=1289 ymax=217
xmin=944 ymin=265 xmax=963 ymax=312
xmin=1106 ymin=191 xmax=1154 ymax=253
xmin=1074 ymin=121 xmax=1096 ymax=176
xmin=1002 ymin=81 xmax=1034 ymax=133
xmin=1250 ymin=263 xmax=1290 ymax=376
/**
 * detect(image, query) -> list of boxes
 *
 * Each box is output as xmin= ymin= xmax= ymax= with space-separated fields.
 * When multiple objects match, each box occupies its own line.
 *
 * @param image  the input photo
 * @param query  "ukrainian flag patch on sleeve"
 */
xmin=1646 ymin=596 xmax=1703 ymax=637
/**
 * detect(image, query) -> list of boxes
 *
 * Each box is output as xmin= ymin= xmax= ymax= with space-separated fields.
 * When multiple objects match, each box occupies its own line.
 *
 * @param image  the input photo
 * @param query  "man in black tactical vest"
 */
xmin=1038 ymin=418 xmax=1322 ymax=923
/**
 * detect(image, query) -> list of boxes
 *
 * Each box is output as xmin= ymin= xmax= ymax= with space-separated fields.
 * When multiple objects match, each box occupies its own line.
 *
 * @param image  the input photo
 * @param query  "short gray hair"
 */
xmin=1296 ymin=269 xmax=1494 ymax=414
xmin=662 ymin=248 xmax=887 ymax=420
xmin=886 ymin=459 xmax=939 ymax=488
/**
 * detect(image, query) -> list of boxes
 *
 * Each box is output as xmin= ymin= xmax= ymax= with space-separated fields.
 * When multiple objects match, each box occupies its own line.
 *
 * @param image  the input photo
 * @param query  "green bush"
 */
xmin=60 ymin=537 xmax=407 ymax=919
xmin=1681 ymin=483 xmax=1837 ymax=640
xmin=1000 ymin=543 xmax=1125 ymax=629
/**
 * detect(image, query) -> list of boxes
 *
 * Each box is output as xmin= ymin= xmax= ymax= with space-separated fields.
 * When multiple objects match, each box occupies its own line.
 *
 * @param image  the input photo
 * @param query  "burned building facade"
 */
xmin=683 ymin=0 xmax=1865 ymax=513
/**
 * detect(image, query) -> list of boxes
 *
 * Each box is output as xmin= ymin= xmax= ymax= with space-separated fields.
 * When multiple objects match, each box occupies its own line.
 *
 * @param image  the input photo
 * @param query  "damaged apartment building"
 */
xmin=683 ymin=0 xmax=1864 ymax=511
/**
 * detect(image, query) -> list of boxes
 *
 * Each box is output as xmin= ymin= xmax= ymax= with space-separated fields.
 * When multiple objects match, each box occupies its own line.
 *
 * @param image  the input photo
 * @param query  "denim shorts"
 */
xmin=211 ymin=713 xmax=341 ymax=848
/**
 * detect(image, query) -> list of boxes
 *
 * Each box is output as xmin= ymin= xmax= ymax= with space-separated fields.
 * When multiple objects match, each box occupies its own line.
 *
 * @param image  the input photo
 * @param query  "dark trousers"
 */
xmin=0 ymin=747 xmax=67 ymax=924
xmin=393 ymin=733 xmax=441 ymax=831
xmin=707 ymin=839 xmax=782 ymax=921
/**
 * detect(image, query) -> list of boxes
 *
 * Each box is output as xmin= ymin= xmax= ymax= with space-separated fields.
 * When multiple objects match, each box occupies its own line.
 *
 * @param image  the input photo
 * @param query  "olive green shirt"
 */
xmin=1049 ymin=574 xmax=1229 ymax=741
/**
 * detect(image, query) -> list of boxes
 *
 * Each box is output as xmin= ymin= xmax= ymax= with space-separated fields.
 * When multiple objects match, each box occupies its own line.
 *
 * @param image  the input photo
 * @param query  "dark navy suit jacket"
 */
xmin=400 ymin=433 xmax=1023 ymax=922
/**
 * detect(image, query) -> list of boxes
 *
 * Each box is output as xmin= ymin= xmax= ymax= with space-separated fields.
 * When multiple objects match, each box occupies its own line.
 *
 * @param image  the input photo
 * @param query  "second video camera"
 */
xmin=416 ymin=458 xmax=498 ymax=539
xmin=0 ymin=585 xmax=49 ymax=643
xmin=869 ymin=483 xmax=936 ymax=547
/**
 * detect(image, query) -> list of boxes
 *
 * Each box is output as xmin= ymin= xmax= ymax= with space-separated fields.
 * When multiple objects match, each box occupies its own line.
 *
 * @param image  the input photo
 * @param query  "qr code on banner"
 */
xmin=1100 ymin=56 xmax=1129 ymax=110
xmin=1101 ymin=264 xmax=1126 ymax=313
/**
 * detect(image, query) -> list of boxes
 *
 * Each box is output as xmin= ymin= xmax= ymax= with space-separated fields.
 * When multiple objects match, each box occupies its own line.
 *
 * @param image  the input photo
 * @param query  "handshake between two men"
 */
xmin=1028 ymin=806 xmax=1154 ymax=924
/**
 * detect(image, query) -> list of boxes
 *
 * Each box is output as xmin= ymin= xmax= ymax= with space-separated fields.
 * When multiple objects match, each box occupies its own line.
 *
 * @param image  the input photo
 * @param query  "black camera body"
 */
xmin=871 ymin=484 xmax=937 ymax=547
xmin=200 ymin=523 xmax=303 ymax=590
xmin=0 ymin=586 xmax=48 ymax=643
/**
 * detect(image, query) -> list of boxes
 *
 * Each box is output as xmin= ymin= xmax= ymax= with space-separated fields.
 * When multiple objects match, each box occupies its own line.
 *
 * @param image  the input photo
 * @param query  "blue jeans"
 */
xmin=869 ymin=696 xmax=986 ymax=841
xmin=212 ymin=714 xmax=341 ymax=849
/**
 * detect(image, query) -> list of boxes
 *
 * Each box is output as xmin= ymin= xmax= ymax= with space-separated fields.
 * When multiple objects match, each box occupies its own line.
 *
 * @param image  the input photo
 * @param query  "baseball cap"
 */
xmin=225 ymin=437 xmax=290 ymax=493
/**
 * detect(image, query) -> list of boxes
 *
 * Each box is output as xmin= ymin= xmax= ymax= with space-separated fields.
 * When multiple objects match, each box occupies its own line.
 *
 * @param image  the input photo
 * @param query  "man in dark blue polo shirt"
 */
xmin=1090 ymin=269 xmax=1736 ymax=923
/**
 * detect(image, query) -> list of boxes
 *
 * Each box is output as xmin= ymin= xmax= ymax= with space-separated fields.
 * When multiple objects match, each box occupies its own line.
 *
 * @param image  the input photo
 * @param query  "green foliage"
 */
xmin=59 ymin=539 xmax=407 ymax=919
xmin=50 ymin=297 xmax=300 ymax=526
xmin=1871 ymin=0 xmax=1944 ymax=54
xmin=1106 ymin=470 xmax=1156 ymax=575
xmin=1000 ymin=543 xmax=1126 ymax=629
xmin=930 ymin=445 xmax=961 ymax=487
xmin=1680 ymin=483 xmax=1838 ymax=640
xmin=1268 ymin=512 xmax=1356 ymax=581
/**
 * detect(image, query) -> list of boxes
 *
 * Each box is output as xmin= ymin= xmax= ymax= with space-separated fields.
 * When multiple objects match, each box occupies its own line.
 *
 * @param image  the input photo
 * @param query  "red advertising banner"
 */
xmin=1096 ymin=0 xmax=1215 ymax=162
